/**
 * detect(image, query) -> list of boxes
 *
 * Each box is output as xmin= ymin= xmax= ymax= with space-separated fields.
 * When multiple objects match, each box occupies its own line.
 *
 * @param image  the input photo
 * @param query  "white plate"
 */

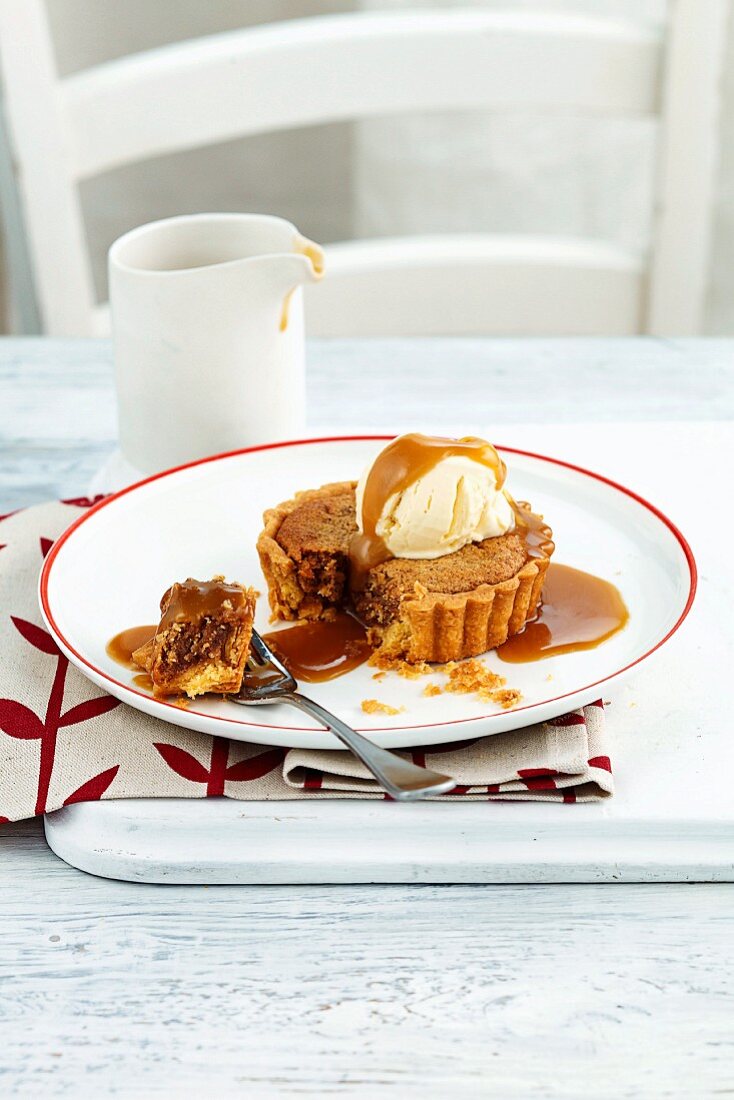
xmin=39 ymin=436 xmax=696 ymax=749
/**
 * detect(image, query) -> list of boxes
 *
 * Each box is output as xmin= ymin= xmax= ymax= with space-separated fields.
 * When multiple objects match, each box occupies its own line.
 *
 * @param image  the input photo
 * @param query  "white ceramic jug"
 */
xmin=109 ymin=213 xmax=323 ymax=475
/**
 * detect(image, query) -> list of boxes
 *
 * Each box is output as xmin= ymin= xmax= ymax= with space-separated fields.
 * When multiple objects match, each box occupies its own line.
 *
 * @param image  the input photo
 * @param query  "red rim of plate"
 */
xmin=39 ymin=435 xmax=698 ymax=734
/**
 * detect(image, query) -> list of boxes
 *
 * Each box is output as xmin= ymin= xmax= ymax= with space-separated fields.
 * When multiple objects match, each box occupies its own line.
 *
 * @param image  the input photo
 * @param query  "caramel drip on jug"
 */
xmin=280 ymin=235 xmax=325 ymax=331
xmin=295 ymin=235 xmax=325 ymax=277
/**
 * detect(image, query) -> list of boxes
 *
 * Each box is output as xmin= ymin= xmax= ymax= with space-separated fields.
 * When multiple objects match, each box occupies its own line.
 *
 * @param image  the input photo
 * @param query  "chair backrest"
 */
xmin=0 ymin=2 xmax=727 ymax=336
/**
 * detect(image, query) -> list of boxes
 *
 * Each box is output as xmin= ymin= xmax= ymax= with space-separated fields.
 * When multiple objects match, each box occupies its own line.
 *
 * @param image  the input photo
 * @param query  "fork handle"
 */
xmin=284 ymin=692 xmax=456 ymax=802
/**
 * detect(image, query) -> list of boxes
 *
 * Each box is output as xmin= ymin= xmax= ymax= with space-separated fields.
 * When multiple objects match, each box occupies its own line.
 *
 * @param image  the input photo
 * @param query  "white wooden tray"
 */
xmin=44 ymin=423 xmax=733 ymax=884
xmin=44 ymin=789 xmax=733 ymax=884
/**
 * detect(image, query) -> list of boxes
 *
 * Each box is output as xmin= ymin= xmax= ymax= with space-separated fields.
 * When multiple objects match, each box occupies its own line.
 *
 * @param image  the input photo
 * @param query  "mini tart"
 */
xmin=257 ymin=482 xmax=553 ymax=662
xmin=257 ymin=482 xmax=357 ymax=621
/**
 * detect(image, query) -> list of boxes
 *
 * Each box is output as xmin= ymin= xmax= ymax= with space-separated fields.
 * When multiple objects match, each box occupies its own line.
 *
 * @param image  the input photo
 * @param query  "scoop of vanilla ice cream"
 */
xmin=356 ymin=452 xmax=514 ymax=560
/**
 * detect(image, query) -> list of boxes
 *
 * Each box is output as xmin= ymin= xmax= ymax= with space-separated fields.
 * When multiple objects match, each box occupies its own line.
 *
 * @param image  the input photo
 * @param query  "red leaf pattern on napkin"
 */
xmin=589 ymin=755 xmax=612 ymax=773
xmin=63 ymin=765 xmax=120 ymax=806
xmin=6 ymin=554 xmax=121 ymax=813
xmin=0 ymin=699 xmax=46 ymax=740
xmin=225 ymin=748 xmax=287 ymax=783
xmin=154 ymin=743 xmax=211 ymax=785
xmin=549 ymin=713 xmax=586 ymax=727
xmin=60 ymin=696 xmax=120 ymax=727
xmin=153 ymin=738 xmax=287 ymax=796
xmin=61 ymin=494 xmax=108 ymax=508
xmin=11 ymin=616 xmax=60 ymax=655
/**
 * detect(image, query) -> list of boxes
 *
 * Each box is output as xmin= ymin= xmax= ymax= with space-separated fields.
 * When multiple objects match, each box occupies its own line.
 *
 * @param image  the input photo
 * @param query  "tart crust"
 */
xmin=257 ymin=481 xmax=552 ymax=662
xmin=366 ymin=556 xmax=550 ymax=664
xmin=257 ymin=482 xmax=357 ymax=621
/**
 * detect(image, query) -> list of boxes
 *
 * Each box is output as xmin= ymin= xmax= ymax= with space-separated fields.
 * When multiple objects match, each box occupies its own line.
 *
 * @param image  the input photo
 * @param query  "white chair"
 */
xmin=0 ymin=2 xmax=726 ymax=337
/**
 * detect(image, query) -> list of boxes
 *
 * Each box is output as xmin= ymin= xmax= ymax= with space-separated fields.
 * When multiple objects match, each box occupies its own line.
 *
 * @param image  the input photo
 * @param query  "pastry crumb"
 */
xmin=445 ymin=659 xmax=505 ymax=696
xmin=397 ymin=662 xmax=431 ymax=680
xmin=441 ymin=659 xmax=522 ymax=709
xmin=366 ymin=651 xmax=523 ymax=711
xmin=489 ymin=688 xmax=522 ymax=710
xmin=361 ymin=699 xmax=405 ymax=716
xmin=368 ymin=651 xmax=431 ymax=678
xmin=545 ymin=673 xmax=553 ymax=682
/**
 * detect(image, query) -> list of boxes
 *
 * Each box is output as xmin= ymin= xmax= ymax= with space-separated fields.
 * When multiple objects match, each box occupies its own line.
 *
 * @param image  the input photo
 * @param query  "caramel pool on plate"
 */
xmin=262 ymin=612 xmax=371 ymax=683
xmin=496 ymin=563 xmax=629 ymax=663
xmin=106 ymin=624 xmax=157 ymax=669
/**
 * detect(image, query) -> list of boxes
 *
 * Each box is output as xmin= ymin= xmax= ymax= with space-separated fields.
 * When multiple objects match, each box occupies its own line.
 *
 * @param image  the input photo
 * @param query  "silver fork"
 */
xmin=228 ymin=629 xmax=456 ymax=801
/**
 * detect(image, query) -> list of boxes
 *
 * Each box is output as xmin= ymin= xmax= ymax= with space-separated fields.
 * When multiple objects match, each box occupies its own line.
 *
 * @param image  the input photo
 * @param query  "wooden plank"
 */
xmin=2 ymin=336 xmax=734 ymax=512
xmin=0 ymin=867 xmax=732 ymax=1097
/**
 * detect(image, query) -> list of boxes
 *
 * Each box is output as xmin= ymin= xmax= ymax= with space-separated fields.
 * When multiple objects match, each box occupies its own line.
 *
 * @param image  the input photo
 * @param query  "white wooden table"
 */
xmin=1 ymin=338 xmax=733 ymax=1097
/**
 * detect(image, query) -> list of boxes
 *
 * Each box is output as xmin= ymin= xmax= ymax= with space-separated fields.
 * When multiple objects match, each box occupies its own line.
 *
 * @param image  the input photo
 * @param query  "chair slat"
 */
xmin=0 ymin=0 xmax=94 ymax=334
xmin=62 ymin=11 xmax=661 ymax=180
xmin=303 ymin=234 xmax=644 ymax=337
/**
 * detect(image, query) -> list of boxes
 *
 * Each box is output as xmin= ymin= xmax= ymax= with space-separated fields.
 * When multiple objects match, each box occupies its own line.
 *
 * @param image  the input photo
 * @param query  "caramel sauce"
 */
xmin=132 ymin=672 xmax=155 ymax=691
xmin=161 ymin=578 xmax=243 ymax=627
xmin=281 ymin=236 xmax=325 ymax=331
xmin=244 ymin=665 xmax=289 ymax=691
xmin=106 ymin=624 xmax=157 ymax=669
xmin=496 ymin=563 xmax=629 ymax=663
xmin=295 ymin=234 xmax=325 ymax=277
xmin=512 ymin=500 xmax=555 ymax=561
xmin=349 ymin=433 xmax=507 ymax=589
xmin=279 ymin=287 xmax=296 ymax=332
xmin=262 ymin=612 xmax=371 ymax=682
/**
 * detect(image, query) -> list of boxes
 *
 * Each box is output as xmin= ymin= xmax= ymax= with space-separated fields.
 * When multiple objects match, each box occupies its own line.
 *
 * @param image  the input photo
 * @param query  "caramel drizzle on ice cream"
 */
xmin=349 ymin=433 xmax=507 ymax=589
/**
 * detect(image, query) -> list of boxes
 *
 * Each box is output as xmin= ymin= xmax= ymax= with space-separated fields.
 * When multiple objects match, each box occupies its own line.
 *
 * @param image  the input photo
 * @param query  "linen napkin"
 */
xmin=0 ymin=501 xmax=613 ymax=822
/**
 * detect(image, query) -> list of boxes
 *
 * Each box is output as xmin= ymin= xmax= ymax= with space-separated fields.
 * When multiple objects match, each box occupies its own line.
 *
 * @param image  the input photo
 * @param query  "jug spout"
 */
xmin=264 ymin=235 xmax=325 ymax=333
xmin=268 ymin=235 xmax=325 ymax=294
